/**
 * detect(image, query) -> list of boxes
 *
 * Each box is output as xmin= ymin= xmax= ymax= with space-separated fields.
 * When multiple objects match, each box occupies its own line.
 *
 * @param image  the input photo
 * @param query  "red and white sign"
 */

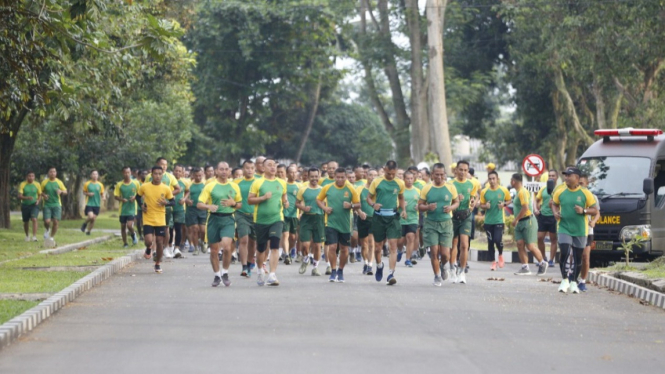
xmin=522 ymin=154 xmax=545 ymax=177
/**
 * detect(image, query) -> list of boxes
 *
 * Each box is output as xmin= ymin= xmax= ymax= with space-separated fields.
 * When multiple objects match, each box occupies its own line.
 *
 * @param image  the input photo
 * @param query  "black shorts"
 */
xmin=587 ymin=234 xmax=594 ymax=246
xmin=143 ymin=225 xmax=166 ymax=237
xmin=84 ymin=206 xmax=100 ymax=216
xmin=537 ymin=214 xmax=557 ymax=234
xmin=325 ymin=227 xmax=350 ymax=246
xmin=401 ymin=224 xmax=418 ymax=237
xmin=119 ymin=215 xmax=135 ymax=224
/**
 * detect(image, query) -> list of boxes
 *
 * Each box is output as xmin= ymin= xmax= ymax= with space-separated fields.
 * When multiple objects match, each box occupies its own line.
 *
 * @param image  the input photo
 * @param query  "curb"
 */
xmin=39 ymin=235 xmax=115 ymax=255
xmin=0 ymin=250 xmax=142 ymax=351
xmin=588 ymin=271 xmax=665 ymax=309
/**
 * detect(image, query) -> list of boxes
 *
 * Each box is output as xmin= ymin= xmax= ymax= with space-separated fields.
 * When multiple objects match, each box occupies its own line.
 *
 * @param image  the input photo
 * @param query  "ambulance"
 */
xmin=577 ymin=128 xmax=665 ymax=262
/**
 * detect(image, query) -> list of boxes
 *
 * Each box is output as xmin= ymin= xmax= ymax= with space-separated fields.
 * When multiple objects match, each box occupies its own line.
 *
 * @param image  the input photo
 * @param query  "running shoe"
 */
xmin=386 ymin=273 xmax=396 ymax=285
xmin=123 ymin=243 xmax=129 ymax=248
xmin=43 ymin=230 xmax=50 ymax=239
xmin=232 ymin=253 xmax=238 ymax=264
xmin=325 ymin=265 xmax=332 ymax=275
xmin=163 ymin=247 xmax=174 ymax=259
xmin=295 ymin=254 xmax=302 ymax=263
xmin=290 ymin=248 xmax=296 ymax=259
xmin=498 ymin=254 xmax=505 ymax=268
xmin=569 ymin=281 xmax=580 ymax=294
xmin=188 ymin=245 xmax=195 ymax=253
xmin=458 ymin=272 xmax=467 ymax=284
xmin=212 ymin=275 xmax=221 ymax=287
xmin=490 ymin=261 xmax=497 ymax=271
xmin=173 ymin=248 xmax=183 ymax=259
xmin=250 ymin=262 xmax=256 ymax=270
xmin=132 ymin=233 xmax=138 ymax=245
xmin=144 ymin=248 xmax=152 ymax=259
xmin=257 ymin=273 xmax=265 ymax=286
xmin=514 ymin=267 xmax=531 ymax=276
xmin=192 ymin=248 xmax=199 ymax=256
xmin=267 ymin=274 xmax=279 ymax=286
xmin=337 ymin=269 xmax=345 ymax=283
xmin=366 ymin=266 xmax=373 ymax=276
xmin=449 ymin=269 xmax=458 ymax=283
xmin=349 ymin=254 xmax=356 ymax=263
xmin=465 ymin=264 xmax=470 ymax=273
xmin=411 ymin=258 xmax=418 ymax=265
xmin=329 ymin=269 xmax=338 ymax=282
xmin=80 ymin=222 xmax=86 ymax=233
xmin=32 ymin=236 xmax=38 ymax=242
xmin=548 ymin=259 xmax=555 ymax=268
xmin=299 ymin=259 xmax=308 ymax=275
xmin=222 ymin=273 xmax=231 ymax=287
xmin=536 ymin=261 xmax=548 ymax=276
xmin=86 ymin=231 xmax=91 ymax=236
xmin=375 ymin=263 xmax=384 ymax=282
xmin=284 ymin=256 xmax=292 ymax=265
xmin=154 ymin=265 xmax=162 ymax=273
xmin=312 ymin=268 xmax=321 ymax=276
xmin=247 ymin=267 xmax=252 ymax=277
xmin=362 ymin=264 xmax=368 ymax=275
xmin=405 ymin=259 xmax=413 ymax=268
xmin=433 ymin=276 xmax=443 ymax=287
xmin=355 ymin=252 xmax=362 ymax=262
xmin=558 ymin=279 xmax=570 ymax=293
xmin=241 ymin=267 xmax=249 ymax=278
xmin=397 ymin=250 xmax=403 ymax=263
xmin=578 ymin=282 xmax=588 ymax=292
xmin=443 ymin=268 xmax=450 ymax=281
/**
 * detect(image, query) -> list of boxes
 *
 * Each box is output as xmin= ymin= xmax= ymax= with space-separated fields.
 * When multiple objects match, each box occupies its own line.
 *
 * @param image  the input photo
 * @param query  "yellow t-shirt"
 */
xmin=138 ymin=183 xmax=174 ymax=226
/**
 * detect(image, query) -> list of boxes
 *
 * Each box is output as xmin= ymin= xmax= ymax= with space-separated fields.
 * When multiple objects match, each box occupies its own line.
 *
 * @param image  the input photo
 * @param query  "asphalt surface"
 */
xmin=1 ymin=251 xmax=664 ymax=373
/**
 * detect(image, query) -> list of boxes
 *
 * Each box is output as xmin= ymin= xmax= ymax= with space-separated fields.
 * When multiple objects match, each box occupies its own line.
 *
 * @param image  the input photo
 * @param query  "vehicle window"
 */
xmin=656 ymin=160 xmax=665 ymax=207
xmin=578 ymin=157 xmax=651 ymax=198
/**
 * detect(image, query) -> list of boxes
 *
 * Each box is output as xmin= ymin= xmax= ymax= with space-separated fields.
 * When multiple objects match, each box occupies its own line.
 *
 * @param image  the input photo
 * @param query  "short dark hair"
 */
xmin=549 ymin=169 xmax=558 ymax=175
xmin=404 ymin=170 xmax=415 ymax=177
xmin=156 ymin=157 xmax=167 ymax=163
xmin=469 ymin=167 xmax=475 ymax=176
xmin=191 ymin=167 xmax=202 ymax=173
xmin=335 ymin=167 xmax=346 ymax=175
xmin=511 ymin=173 xmax=523 ymax=182
xmin=26 ymin=170 xmax=35 ymax=176
xmin=488 ymin=170 xmax=499 ymax=178
xmin=174 ymin=164 xmax=184 ymax=170
xmin=204 ymin=164 xmax=214 ymax=171
xmin=432 ymin=163 xmax=445 ymax=171
xmin=420 ymin=168 xmax=430 ymax=176
xmin=151 ymin=166 xmax=164 ymax=173
xmin=308 ymin=167 xmax=320 ymax=176
xmin=263 ymin=157 xmax=275 ymax=165
xmin=385 ymin=160 xmax=398 ymax=170
xmin=47 ymin=167 xmax=56 ymax=172
xmin=277 ymin=163 xmax=286 ymax=169
xmin=580 ymin=174 xmax=589 ymax=180
xmin=407 ymin=166 xmax=419 ymax=173
xmin=122 ymin=166 xmax=131 ymax=172
xmin=457 ymin=160 xmax=470 ymax=168
xmin=242 ymin=160 xmax=254 ymax=166
xmin=232 ymin=167 xmax=242 ymax=175
xmin=362 ymin=163 xmax=371 ymax=170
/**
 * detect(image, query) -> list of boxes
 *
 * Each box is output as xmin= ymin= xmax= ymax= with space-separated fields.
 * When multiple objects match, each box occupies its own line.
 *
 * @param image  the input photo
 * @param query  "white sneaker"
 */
xmin=569 ymin=281 xmax=580 ymax=294
xmin=266 ymin=273 xmax=279 ymax=286
xmin=25 ymin=236 xmax=30 ymax=242
xmin=173 ymin=248 xmax=183 ymax=259
xmin=163 ymin=247 xmax=174 ymax=259
xmin=450 ymin=268 xmax=458 ymax=283
xmin=558 ymin=279 xmax=570 ymax=293
xmin=43 ymin=231 xmax=50 ymax=239
xmin=458 ymin=272 xmax=467 ymax=284
xmin=32 ymin=236 xmax=38 ymax=242
xmin=205 ymin=246 xmax=211 ymax=254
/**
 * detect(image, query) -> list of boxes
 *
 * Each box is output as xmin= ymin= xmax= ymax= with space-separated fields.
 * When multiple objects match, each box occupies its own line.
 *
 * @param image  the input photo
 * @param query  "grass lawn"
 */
xmin=0 ymin=300 xmax=40 ymax=325
xmin=602 ymin=257 xmax=665 ymax=279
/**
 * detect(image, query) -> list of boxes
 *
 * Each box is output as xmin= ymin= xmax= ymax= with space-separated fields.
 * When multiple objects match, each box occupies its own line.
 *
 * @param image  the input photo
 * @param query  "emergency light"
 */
xmin=595 ymin=128 xmax=663 ymax=142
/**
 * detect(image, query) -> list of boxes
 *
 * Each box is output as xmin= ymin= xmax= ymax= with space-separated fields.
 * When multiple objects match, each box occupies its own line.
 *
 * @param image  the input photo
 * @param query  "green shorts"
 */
xmin=514 ymin=215 xmax=538 ymax=245
xmin=283 ymin=216 xmax=299 ymax=234
xmin=357 ymin=216 xmax=373 ymax=239
xmin=325 ymin=227 xmax=350 ymax=246
xmin=165 ymin=207 xmax=174 ymax=228
xmin=186 ymin=207 xmax=207 ymax=226
xmin=235 ymin=212 xmax=256 ymax=240
xmin=255 ymin=221 xmax=284 ymax=252
xmin=371 ymin=214 xmax=401 ymax=243
xmin=453 ymin=215 xmax=473 ymax=237
xmin=206 ymin=214 xmax=236 ymax=244
xmin=21 ymin=204 xmax=39 ymax=222
xmin=423 ymin=219 xmax=453 ymax=248
xmin=43 ymin=206 xmax=62 ymax=221
xmin=299 ymin=214 xmax=325 ymax=243
xmin=173 ymin=209 xmax=186 ymax=224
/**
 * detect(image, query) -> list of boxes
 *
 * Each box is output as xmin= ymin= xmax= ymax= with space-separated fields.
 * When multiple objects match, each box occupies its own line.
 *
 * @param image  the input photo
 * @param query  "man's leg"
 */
xmin=430 ymin=245 xmax=441 ymax=275
xmin=23 ymin=220 xmax=29 ymax=237
xmin=44 ymin=219 xmax=51 ymax=235
xmin=51 ymin=219 xmax=59 ymax=238
xmin=144 ymin=232 xmax=154 ymax=259
xmin=31 ymin=217 xmax=38 ymax=238
xmin=549 ymin=232 xmax=558 ymax=264
xmin=450 ymin=236 xmax=459 ymax=267
xmin=121 ymin=223 xmax=128 ymax=245
xmin=581 ymin=245 xmax=591 ymax=281
xmin=154 ymin=234 xmax=165 ymax=265
xmin=86 ymin=211 xmax=97 ymax=233
xmin=537 ymin=231 xmax=547 ymax=260
xmin=127 ymin=219 xmax=136 ymax=239
xmin=486 ymin=224 xmax=496 ymax=262
xmin=405 ymin=232 xmax=416 ymax=263
xmin=458 ymin=234 xmax=469 ymax=269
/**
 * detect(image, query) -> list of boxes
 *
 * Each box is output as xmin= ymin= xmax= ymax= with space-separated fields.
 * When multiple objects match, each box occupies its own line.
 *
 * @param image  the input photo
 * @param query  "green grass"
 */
xmin=57 ymin=211 xmax=120 ymax=231
xmin=0 ymin=300 xmax=40 ymax=324
xmin=602 ymin=257 xmax=665 ymax=279
xmin=0 ymin=269 xmax=93 ymax=294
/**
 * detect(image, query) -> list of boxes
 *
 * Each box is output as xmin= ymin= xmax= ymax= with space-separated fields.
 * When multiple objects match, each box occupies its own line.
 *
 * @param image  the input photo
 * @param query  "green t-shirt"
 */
xmin=297 ymin=186 xmax=324 ymax=215
xmin=115 ymin=181 xmax=139 ymax=216
xmin=536 ymin=185 xmax=556 ymax=217
xmin=320 ymin=177 xmax=335 ymax=188
xmin=513 ymin=187 xmax=532 ymax=218
xmin=174 ymin=179 xmax=186 ymax=212
xmin=41 ymin=179 xmax=67 ymax=208
xmin=249 ymin=178 xmax=287 ymax=224
xmin=368 ymin=177 xmax=405 ymax=211
xmin=356 ymin=186 xmax=374 ymax=217
xmin=84 ymin=181 xmax=104 ymax=208
xmin=19 ymin=181 xmax=41 ymax=206
xmin=284 ymin=182 xmax=299 ymax=218
xmin=400 ymin=186 xmax=420 ymax=225
xmin=233 ymin=177 xmax=257 ymax=215
xmin=480 ymin=186 xmax=510 ymax=225
xmin=198 ymin=181 xmax=242 ymax=215
xmin=317 ymin=182 xmax=359 ymax=234
xmin=188 ymin=182 xmax=205 ymax=210
xmin=552 ymin=186 xmax=597 ymax=237
xmin=419 ymin=183 xmax=458 ymax=222
xmin=452 ymin=178 xmax=478 ymax=211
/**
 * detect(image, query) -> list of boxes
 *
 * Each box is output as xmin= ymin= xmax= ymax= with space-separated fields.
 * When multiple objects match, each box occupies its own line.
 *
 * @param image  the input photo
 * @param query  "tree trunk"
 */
xmin=553 ymin=68 xmax=593 ymax=145
xmin=592 ymin=74 xmax=607 ymax=129
xmin=295 ymin=78 xmax=322 ymax=164
xmin=426 ymin=0 xmax=453 ymax=168
xmin=0 ymin=132 xmax=16 ymax=229
xmin=406 ymin=0 xmax=428 ymax=163
xmin=62 ymin=174 xmax=83 ymax=220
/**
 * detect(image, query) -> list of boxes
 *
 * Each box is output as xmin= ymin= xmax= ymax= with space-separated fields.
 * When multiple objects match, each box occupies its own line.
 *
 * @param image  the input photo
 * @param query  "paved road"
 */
xmin=1 ymin=252 xmax=664 ymax=373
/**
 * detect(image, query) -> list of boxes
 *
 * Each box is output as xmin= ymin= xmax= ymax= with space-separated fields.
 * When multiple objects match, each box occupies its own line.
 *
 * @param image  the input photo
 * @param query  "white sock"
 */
xmin=312 ymin=260 xmax=318 ymax=268
xmin=580 ymin=279 xmax=586 ymax=284
xmin=215 ymin=271 xmax=221 ymax=277
xmin=279 ymin=248 xmax=284 ymax=257
xmin=326 ymin=261 xmax=330 ymax=267
xmin=269 ymin=272 xmax=276 ymax=278
xmin=221 ymin=269 xmax=228 ymax=275
xmin=377 ymin=262 xmax=383 ymax=269
xmin=259 ymin=268 xmax=265 ymax=275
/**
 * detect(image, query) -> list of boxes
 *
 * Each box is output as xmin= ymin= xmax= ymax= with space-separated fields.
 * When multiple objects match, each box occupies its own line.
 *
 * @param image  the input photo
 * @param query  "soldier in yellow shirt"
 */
xmin=138 ymin=166 xmax=175 ymax=273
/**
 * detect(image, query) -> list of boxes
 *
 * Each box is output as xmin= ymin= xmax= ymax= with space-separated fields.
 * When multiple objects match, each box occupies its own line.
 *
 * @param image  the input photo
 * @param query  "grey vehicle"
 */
xmin=576 ymin=128 xmax=665 ymax=262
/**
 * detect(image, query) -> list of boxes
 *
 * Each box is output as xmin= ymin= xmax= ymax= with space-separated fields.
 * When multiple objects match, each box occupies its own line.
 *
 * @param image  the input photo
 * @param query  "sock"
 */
xmin=368 ymin=262 xmax=373 ymax=267
xmin=522 ymin=264 xmax=529 ymax=270
xmin=580 ymin=279 xmax=586 ymax=284
xmin=269 ymin=272 xmax=276 ymax=278
xmin=326 ymin=261 xmax=330 ymax=267
xmin=377 ymin=262 xmax=384 ymax=269
xmin=221 ymin=269 xmax=228 ymax=275
xmin=389 ymin=269 xmax=395 ymax=275
xmin=215 ymin=271 xmax=221 ymax=277
xmin=312 ymin=260 xmax=318 ymax=267
xmin=259 ymin=268 xmax=265 ymax=275
xmin=436 ymin=272 xmax=441 ymax=277
xmin=279 ymin=248 xmax=284 ymax=257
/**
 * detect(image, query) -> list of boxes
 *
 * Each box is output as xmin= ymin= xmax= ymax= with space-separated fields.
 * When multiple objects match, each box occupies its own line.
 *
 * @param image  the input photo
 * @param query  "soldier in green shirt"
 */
xmin=281 ymin=165 xmax=300 ymax=265
xmin=399 ymin=171 xmax=421 ymax=268
xmin=356 ymin=169 xmax=378 ymax=275
xmin=185 ymin=167 xmax=207 ymax=256
xmin=18 ymin=171 xmax=41 ymax=241
xmin=114 ymin=166 xmax=139 ymax=248
xmin=479 ymin=171 xmax=511 ymax=271
xmin=296 ymin=167 xmax=325 ymax=276
xmin=41 ymin=167 xmax=68 ymax=241
xmin=172 ymin=165 xmax=188 ymax=258
xmin=81 ymin=170 xmax=104 ymax=235
xmin=535 ymin=169 xmax=560 ymax=267
xmin=233 ymin=160 xmax=259 ymax=277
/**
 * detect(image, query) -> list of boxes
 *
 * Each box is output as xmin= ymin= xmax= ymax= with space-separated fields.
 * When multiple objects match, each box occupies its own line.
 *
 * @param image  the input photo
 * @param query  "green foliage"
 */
xmin=620 ymin=236 xmax=646 ymax=267
xmin=0 ymin=300 xmax=39 ymax=325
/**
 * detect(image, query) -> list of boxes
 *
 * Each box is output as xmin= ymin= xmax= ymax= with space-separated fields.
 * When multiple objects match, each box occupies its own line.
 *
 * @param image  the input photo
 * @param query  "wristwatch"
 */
xmin=583 ymin=208 xmax=587 ymax=214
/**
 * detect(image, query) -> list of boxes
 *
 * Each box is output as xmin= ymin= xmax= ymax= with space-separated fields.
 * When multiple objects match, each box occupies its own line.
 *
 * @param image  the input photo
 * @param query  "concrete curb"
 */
xmin=588 ymin=271 xmax=665 ymax=309
xmin=0 ymin=250 xmax=142 ymax=351
xmin=39 ymin=235 xmax=115 ymax=255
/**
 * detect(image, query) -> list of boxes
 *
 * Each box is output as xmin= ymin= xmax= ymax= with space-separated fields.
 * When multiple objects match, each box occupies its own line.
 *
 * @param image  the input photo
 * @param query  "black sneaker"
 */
xmin=154 ymin=265 xmax=162 ymax=273
xmin=144 ymin=248 xmax=151 ymax=259
xmin=86 ymin=231 xmax=91 ymax=236
xmin=222 ymin=273 xmax=231 ymax=287
xmin=212 ymin=275 xmax=221 ymax=287
xmin=80 ymin=222 xmax=86 ymax=233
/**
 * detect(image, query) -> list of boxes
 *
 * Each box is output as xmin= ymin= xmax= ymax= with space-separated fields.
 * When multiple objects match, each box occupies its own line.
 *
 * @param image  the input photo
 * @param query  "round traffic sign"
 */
xmin=522 ymin=154 xmax=545 ymax=177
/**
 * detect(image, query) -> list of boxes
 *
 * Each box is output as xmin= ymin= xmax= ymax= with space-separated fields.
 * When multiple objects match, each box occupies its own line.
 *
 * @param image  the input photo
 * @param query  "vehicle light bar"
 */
xmin=594 ymin=128 xmax=663 ymax=137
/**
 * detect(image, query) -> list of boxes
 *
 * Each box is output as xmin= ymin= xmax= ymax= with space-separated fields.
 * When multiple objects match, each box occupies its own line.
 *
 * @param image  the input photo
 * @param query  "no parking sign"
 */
xmin=522 ymin=154 xmax=545 ymax=177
